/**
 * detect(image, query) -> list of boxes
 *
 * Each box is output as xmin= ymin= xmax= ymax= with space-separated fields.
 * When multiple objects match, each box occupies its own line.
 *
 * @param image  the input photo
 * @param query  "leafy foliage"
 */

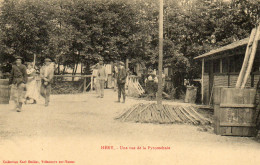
xmin=0 ymin=0 xmax=259 ymax=82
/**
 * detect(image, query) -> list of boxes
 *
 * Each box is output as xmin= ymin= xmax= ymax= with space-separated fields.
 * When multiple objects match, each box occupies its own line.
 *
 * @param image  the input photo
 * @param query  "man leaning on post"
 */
xmin=9 ymin=56 xmax=28 ymax=112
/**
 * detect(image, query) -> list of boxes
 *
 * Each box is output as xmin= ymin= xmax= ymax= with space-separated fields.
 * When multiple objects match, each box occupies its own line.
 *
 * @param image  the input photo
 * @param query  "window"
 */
xmin=213 ymin=59 xmax=220 ymax=73
xmin=204 ymin=61 xmax=209 ymax=73
xmin=252 ymin=52 xmax=260 ymax=72
xmin=230 ymin=55 xmax=244 ymax=73
xmin=222 ymin=58 xmax=229 ymax=73
xmin=235 ymin=55 xmax=244 ymax=72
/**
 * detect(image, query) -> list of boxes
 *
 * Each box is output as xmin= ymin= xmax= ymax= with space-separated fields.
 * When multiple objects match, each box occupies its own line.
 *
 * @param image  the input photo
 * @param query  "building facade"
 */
xmin=195 ymin=37 xmax=260 ymax=104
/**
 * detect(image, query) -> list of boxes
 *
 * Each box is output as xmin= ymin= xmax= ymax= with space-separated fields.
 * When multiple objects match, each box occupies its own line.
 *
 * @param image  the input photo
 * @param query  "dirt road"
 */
xmin=0 ymin=90 xmax=260 ymax=165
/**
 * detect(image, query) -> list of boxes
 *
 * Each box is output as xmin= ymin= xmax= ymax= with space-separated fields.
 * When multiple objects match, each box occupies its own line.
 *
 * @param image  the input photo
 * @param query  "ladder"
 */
xmin=236 ymin=24 xmax=260 ymax=88
xmin=128 ymin=77 xmax=145 ymax=96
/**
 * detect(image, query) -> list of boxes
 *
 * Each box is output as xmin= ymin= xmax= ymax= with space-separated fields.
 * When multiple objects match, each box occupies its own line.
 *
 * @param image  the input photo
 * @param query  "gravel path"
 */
xmin=0 ymin=89 xmax=260 ymax=165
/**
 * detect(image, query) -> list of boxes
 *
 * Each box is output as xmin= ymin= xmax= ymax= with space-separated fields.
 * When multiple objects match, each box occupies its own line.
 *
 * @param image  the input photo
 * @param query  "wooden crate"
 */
xmin=0 ymin=79 xmax=10 ymax=104
xmin=214 ymin=87 xmax=257 ymax=136
xmin=213 ymin=86 xmax=229 ymax=134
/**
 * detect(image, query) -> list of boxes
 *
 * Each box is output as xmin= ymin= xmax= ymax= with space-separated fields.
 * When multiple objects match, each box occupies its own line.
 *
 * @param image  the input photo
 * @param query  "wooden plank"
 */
xmin=189 ymin=106 xmax=211 ymax=123
xmin=179 ymin=107 xmax=198 ymax=124
xmin=219 ymin=123 xmax=256 ymax=127
xmin=243 ymin=89 xmax=251 ymax=104
xmin=54 ymin=75 xmax=93 ymax=78
xmin=249 ymin=89 xmax=256 ymax=104
xmin=201 ymin=58 xmax=204 ymax=104
xmin=213 ymin=104 xmax=220 ymax=134
xmin=183 ymin=106 xmax=201 ymax=123
xmin=220 ymin=126 xmax=232 ymax=135
xmin=234 ymin=89 xmax=244 ymax=104
xmin=167 ymin=106 xmax=182 ymax=122
xmin=83 ymin=77 xmax=86 ymax=92
xmin=220 ymin=104 xmax=255 ymax=108
xmin=90 ymin=75 xmax=94 ymax=91
xmin=78 ymin=83 xmax=84 ymax=92
xmin=213 ymin=86 xmax=221 ymax=105
xmin=236 ymin=28 xmax=257 ymax=87
xmin=214 ymin=118 xmax=220 ymax=135
xmin=174 ymin=106 xmax=187 ymax=122
xmin=221 ymin=88 xmax=228 ymax=104
xmin=231 ymin=127 xmax=244 ymax=136
xmin=241 ymin=25 xmax=260 ymax=88
xmin=85 ymin=82 xmax=91 ymax=91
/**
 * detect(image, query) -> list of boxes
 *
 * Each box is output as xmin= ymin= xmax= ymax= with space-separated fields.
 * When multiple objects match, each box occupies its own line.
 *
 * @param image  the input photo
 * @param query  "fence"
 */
xmin=50 ymin=75 xmax=94 ymax=94
xmin=51 ymin=74 xmax=142 ymax=95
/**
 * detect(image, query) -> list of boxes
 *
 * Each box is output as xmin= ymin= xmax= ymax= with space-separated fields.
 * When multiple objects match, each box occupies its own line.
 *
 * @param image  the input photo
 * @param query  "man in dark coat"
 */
xmin=9 ymin=56 xmax=28 ymax=112
xmin=116 ymin=61 xmax=127 ymax=103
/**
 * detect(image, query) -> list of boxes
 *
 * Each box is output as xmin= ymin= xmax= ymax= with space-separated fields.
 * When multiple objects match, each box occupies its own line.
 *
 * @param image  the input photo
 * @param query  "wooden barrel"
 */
xmin=215 ymin=87 xmax=257 ymax=136
xmin=0 ymin=79 xmax=10 ymax=104
xmin=184 ymin=86 xmax=197 ymax=103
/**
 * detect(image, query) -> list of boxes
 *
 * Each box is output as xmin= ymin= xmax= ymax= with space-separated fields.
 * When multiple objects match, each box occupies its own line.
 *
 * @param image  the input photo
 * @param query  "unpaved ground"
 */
xmin=0 ymin=89 xmax=260 ymax=165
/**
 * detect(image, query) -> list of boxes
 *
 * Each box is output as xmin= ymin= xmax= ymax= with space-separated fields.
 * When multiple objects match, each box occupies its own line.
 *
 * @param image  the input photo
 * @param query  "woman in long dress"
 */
xmin=25 ymin=63 xmax=39 ymax=104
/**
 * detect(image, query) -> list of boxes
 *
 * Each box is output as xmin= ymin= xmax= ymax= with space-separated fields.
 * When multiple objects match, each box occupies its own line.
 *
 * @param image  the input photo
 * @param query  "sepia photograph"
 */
xmin=0 ymin=0 xmax=259 ymax=164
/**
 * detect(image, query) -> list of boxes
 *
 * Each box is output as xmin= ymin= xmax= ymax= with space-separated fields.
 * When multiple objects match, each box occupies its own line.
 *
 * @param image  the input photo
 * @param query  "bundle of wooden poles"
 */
xmin=115 ymin=103 xmax=211 ymax=125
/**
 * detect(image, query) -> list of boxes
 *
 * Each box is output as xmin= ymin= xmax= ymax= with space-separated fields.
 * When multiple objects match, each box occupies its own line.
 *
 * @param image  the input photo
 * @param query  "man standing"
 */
xmin=92 ymin=63 xmax=100 ymax=94
xmin=112 ymin=63 xmax=118 ymax=92
xmin=40 ymin=58 xmax=54 ymax=107
xmin=9 ymin=56 xmax=28 ymax=112
xmin=117 ymin=62 xmax=127 ymax=103
xmin=97 ymin=60 xmax=107 ymax=98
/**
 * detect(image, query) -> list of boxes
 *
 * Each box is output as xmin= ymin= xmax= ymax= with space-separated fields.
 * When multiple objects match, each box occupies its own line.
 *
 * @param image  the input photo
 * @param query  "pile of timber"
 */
xmin=115 ymin=103 xmax=211 ymax=125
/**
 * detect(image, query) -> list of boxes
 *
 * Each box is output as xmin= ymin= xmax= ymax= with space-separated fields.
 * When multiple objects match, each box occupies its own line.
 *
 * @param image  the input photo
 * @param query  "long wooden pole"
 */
xmin=201 ymin=58 xmax=204 ymax=104
xmin=157 ymin=0 xmax=163 ymax=105
xmin=236 ymin=28 xmax=257 ymax=88
xmin=241 ymin=24 xmax=260 ymax=88
xmin=33 ymin=54 xmax=36 ymax=68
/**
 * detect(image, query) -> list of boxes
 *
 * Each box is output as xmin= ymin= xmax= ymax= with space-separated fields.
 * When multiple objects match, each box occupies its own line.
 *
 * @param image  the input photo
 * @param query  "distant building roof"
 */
xmin=194 ymin=36 xmax=260 ymax=60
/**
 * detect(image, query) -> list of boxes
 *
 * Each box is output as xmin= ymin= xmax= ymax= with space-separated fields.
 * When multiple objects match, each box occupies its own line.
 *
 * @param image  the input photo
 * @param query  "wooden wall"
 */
xmin=202 ymin=73 xmax=259 ymax=104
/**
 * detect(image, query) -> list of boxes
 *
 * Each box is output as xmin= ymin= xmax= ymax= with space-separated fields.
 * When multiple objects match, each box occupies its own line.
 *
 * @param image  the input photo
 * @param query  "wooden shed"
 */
xmin=195 ymin=36 xmax=260 ymax=104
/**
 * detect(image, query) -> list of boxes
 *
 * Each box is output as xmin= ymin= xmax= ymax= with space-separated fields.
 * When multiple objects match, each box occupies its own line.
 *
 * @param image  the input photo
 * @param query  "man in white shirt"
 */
xmin=40 ymin=58 xmax=54 ymax=107
xmin=97 ymin=60 xmax=107 ymax=98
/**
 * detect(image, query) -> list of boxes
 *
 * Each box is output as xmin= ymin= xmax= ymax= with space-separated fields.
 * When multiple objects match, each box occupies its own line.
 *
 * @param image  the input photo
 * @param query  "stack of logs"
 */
xmin=116 ymin=103 xmax=211 ymax=125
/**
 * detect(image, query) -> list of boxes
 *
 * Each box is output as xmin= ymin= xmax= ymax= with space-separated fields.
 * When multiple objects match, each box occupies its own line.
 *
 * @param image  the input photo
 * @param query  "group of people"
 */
xmin=9 ymin=56 xmax=127 ymax=112
xmin=92 ymin=60 xmax=127 ymax=103
xmin=9 ymin=56 xmax=54 ymax=112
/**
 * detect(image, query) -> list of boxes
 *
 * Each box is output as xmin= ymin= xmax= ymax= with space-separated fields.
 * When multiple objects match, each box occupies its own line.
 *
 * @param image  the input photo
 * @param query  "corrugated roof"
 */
xmin=194 ymin=36 xmax=260 ymax=59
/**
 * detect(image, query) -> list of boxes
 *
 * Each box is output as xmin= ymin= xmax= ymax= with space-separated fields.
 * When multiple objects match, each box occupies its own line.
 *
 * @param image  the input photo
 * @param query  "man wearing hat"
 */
xmin=91 ymin=63 xmax=100 ymax=94
xmin=9 ymin=56 xmax=28 ymax=112
xmin=40 ymin=58 xmax=54 ymax=106
xmin=116 ymin=61 xmax=127 ymax=103
xmin=97 ymin=60 xmax=107 ymax=98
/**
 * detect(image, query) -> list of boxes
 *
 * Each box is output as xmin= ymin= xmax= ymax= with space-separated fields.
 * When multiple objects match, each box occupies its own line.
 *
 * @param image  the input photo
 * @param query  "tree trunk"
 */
xmin=62 ymin=65 xmax=66 ymax=75
xmin=157 ymin=0 xmax=163 ymax=105
xmin=58 ymin=63 xmax=60 ymax=75
xmin=81 ymin=63 xmax=83 ymax=75
xmin=74 ymin=63 xmax=78 ymax=75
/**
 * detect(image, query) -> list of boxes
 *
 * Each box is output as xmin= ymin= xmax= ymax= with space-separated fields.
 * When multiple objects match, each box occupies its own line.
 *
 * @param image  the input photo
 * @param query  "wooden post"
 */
xmin=126 ymin=58 xmax=129 ymax=70
xmin=33 ymin=54 xmax=36 ymax=68
xmin=157 ymin=0 xmax=163 ymax=105
xmin=201 ymin=58 xmax=205 ymax=104
xmin=220 ymin=59 xmax=223 ymax=73
xmin=91 ymin=75 xmax=94 ymax=91
xmin=83 ymin=77 xmax=86 ymax=93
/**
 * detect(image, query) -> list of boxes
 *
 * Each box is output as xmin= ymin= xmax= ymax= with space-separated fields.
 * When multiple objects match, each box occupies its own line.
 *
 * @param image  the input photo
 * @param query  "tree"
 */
xmin=0 ymin=0 xmax=56 ymax=63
